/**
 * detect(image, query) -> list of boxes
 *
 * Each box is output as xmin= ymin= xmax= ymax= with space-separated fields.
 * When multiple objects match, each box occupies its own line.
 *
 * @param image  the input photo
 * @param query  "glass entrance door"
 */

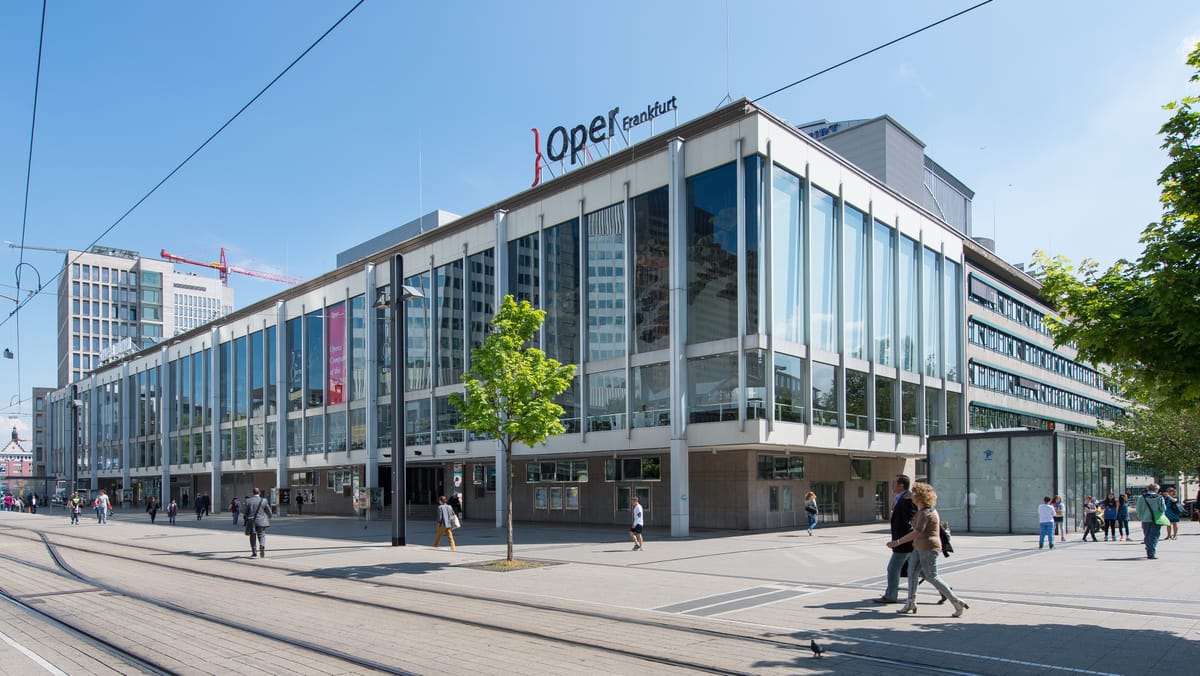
xmin=812 ymin=481 xmax=842 ymax=524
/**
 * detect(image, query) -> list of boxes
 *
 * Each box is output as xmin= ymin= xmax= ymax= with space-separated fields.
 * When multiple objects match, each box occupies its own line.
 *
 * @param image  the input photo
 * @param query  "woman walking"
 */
xmin=1101 ymin=491 xmax=1118 ymax=541
xmin=1052 ymin=495 xmax=1066 ymax=542
xmin=1081 ymin=495 xmax=1100 ymax=542
xmin=146 ymin=496 xmax=159 ymax=524
xmin=1163 ymin=487 xmax=1183 ymax=540
xmin=1116 ymin=494 xmax=1130 ymax=541
xmin=887 ymin=482 xmax=968 ymax=617
xmin=433 ymin=495 xmax=457 ymax=551
xmin=804 ymin=491 xmax=819 ymax=536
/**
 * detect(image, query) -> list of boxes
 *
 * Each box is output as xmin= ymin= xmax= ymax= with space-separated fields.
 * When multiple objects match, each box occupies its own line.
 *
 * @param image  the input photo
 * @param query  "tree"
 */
xmin=449 ymin=295 xmax=575 ymax=562
xmin=1094 ymin=402 xmax=1200 ymax=478
xmin=1031 ymin=43 xmax=1200 ymax=408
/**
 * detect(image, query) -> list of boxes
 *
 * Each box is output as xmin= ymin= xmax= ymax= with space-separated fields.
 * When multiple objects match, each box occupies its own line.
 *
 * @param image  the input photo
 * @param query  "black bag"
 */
xmin=244 ymin=522 xmax=253 ymax=536
xmin=939 ymin=521 xmax=954 ymax=557
xmin=804 ymin=506 xmax=818 ymax=515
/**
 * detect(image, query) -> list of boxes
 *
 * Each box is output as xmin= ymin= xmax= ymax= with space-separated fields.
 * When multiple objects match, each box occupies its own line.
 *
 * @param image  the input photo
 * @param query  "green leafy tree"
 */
xmin=450 ymin=295 xmax=575 ymax=561
xmin=1032 ymin=43 xmax=1200 ymax=407
xmin=1094 ymin=402 xmax=1200 ymax=478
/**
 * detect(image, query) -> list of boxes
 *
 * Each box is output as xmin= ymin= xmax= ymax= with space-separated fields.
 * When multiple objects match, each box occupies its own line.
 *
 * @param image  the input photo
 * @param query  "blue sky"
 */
xmin=1 ymin=0 xmax=1198 ymax=435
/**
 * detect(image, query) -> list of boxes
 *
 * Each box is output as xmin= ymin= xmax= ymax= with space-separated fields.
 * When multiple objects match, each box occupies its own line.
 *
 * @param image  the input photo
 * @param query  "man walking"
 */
xmin=241 ymin=487 xmax=273 ymax=559
xmin=1136 ymin=483 xmax=1167 ymax=560
xmin=1038 ymin=496 xmax=1056 ymax=549
xmin=629 ymin=496 xmax=645 ymax=551
xmin=874 ymin=475 xmax=918 ymax=604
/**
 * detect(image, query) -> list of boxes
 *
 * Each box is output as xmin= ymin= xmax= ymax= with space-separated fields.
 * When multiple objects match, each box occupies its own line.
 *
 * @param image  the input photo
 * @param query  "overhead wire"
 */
xmin=752 ymin=0 xmax=995 ymax=103
xmin=1 ymin=0 xmax=366 ymax=332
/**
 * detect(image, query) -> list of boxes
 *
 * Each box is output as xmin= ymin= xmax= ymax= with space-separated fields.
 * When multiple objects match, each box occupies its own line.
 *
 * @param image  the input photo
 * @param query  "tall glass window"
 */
xmin=922 ymin=248 xmax=941 ymax=378
xmin=774 ymin=353 xmax=804 ymax=423
xmin=375 ymin=286 xmax=391 ymax=398
xmin=847 ymin=370 xmax=868 ymax=430
xmin=944 ymin=260 xmax=961 ymax=382
xmin=631 ymin=363 xmax=670 ymax=428
xmin=688 ymin=352 xmax=737 ymax=423
xmin=180 ymin=354 xmax=192 ymax=429
xmin=632 ymin=186 xmax=669 ymax=353
xmin=435 ymin=395 xmax=463 ymax=444
xmin=404 ymin=399 xmax=431 ymax=446
xmin=925 ymin=387 xmax=942 ymax=435
xmin=468 ymin=249 xmax=495 ymax=352
xmin=327 ymin=412 xmax=347 ymax=454
xmin=876 ymin=375 xmax=895 ymax=434
xmin=901 ymin=381 xmax=919 ymax=435
xmin=844 ymin=205 xmax=868 ymax=359
xmin=234 ymin=335 xmax=248 ymax=421
xmin=872 ymin=221 xmax=895 ymax=366
xmin=811 ymin=362 xmax=837 ymax=427
xmin=947 ymin=391 xmax=961 ymax=434
xmin=899 ymin=235 xmax=919 ymax=373
xmin=349 ymin=408 xmax=365 ymax=450
xmin=326 ymin=302 xmax=347 ymax=405
xmin=404 ymin=272 xmax=431 ymax=391
xmin=544 ymin=220 xmax=579 ymax=365
xmin=772 ymin=166 xmax=804 ymax=344
xmin=436 ymin=261 xmax=465 ymax=387
xmin=745 ymin=156 xmax=763 ymax=334
xmin=556 ymin=379 xmax=579 ymax=434
xmin=286 ymin=318 xmax=302 ymax=412
xmin=219 ymin=341 xmax=232 ymax=422
xmin=250 ymin=330 xmax=264 ymax=417
xmin=265 ymin=325 xmax=277 ymax=416
xmin=586 ymin=202 xmax=626 ymax=361
xmin=810 ymin=187 xmax=838 ymax=352
xmin=350 ymin=295 xmax=366 ymax=401
xmin=508 ymin=233 xmax=540 ymax=306
xmin=587 ymin=369 xmax=627 ymax=432
xmin=305 ymin=310 xmax=324 ymax=407
xmin=687 ymin=162 xmax=738 ymax=343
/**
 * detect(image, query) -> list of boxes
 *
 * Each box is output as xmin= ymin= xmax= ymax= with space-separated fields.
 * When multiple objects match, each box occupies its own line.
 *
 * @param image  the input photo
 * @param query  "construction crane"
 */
xmin=160 ymin=247 xmax=303 ymax=287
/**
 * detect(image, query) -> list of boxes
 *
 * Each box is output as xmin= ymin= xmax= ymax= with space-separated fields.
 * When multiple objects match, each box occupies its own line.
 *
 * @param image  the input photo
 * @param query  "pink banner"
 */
xmin=327 ymin=303 xmax=346 ymax=404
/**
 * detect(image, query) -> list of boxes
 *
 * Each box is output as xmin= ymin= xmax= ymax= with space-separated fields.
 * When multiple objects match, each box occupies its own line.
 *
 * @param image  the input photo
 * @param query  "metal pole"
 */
xmin=390 ymin=253 xmax=407 ymax=546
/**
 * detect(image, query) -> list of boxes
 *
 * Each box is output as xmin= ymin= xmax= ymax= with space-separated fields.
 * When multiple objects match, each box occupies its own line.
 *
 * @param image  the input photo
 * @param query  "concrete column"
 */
xmin=667 ymin=136 xmax=689 ymax=537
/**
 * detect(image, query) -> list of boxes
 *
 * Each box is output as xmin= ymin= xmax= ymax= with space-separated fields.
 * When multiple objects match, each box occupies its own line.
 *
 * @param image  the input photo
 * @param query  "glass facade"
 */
xmin=544 ymin=220 xmax=579 ymax=365
xmin=687 ymin=162 xmax=738 ymax=343
xmin=810 ymin=187 xmax=838 ymax=353
xmin=772 ymin=167 xmax=804 ymax=345
xmin=586 ymin=202 xmax=626 ymax=361
xmin=844 ymin=205 xmax=868 ymax=360
xmin=632 ymin=187 xmax=669 ymax=353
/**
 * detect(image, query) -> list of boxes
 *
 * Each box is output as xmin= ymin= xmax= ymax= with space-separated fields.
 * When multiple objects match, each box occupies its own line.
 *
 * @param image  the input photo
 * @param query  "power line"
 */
xmin=1 ymin=0 xmax=366 ymax=330
xmin=753 ymin=0 xmax=995 ymax=103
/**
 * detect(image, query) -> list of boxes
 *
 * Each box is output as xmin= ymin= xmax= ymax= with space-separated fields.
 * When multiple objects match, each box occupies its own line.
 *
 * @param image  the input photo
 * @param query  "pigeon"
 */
xmin=810 ymin=639 xmax=825 ymax=658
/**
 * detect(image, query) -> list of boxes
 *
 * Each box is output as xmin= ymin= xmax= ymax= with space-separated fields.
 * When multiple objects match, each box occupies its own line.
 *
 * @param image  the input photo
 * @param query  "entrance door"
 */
xmin=875 ymin=481 xmax=890 ymax=521
xmin=812 ymin=481 xmax=842 ymax=524
xmin=407 ymin=467 xmax=444 ymax=506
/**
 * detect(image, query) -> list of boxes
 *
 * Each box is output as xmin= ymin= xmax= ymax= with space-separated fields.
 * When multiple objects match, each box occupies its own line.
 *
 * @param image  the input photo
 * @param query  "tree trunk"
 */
xmin=505 ymin=445 xmax=514 ymax=561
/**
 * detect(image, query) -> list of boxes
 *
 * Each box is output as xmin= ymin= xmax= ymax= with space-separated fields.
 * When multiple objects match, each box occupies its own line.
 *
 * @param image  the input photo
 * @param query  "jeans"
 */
xmin=806 ymin=513 xmax=817 ymax=533
xmin=884 ymin=549 xmax=908 ymax=601
xmin=906 ymin=550 xmax=962 ymax=606
xmin=1142 ymin=522 xmax=1162 ymax=558
xmin=1039 ymin=522 xmax=1055 ymax=548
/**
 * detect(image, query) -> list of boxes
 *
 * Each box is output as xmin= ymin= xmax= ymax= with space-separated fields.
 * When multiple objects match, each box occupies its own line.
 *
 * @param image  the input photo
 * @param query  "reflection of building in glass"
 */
xmin=45 ymin=101 xmax=1121 ymax=531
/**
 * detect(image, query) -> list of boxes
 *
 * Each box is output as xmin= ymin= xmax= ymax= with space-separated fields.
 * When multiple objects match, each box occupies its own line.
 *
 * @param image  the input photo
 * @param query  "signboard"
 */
xmin=327 ymin=302 xmax=346 ymax=404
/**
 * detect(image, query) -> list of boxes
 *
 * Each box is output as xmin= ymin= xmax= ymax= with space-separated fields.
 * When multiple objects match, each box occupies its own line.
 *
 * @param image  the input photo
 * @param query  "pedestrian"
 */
xmin=181 ymin=492 xmax=189 ymax=509
xmin=69 ymin=491 xmax=81 ymax=525
xmin=230 ymin=496 xmax=241 ymax=525
xmin=1116 ymin=493 xmax=1130 ymax=541
xmin=1163 ymin=487 xmax=1183 ymax=540
xmin=629 ymin=495 xmax=645 ymax=551
xmin=1135 ymin=484 xmax=1167 ymax=559
xmin=30 ymin=493 xmax=38 ymax=514
xmin=448 ymin=492 xmax=463 ymax=518
xmin=240 ymin=487 xmax=272 ymax=558
xmin=888 ymin=482 xmax=968 ymax=617
xmin=167 ymin=498 xmax=178 ymax=525
xmin=146 ymin=496 xmax=159 ymax=524
xmin=295 ymin=492 xmax=304 ymax=514
xmin=196 ymin=494 xmax=204 ymax=520
xmin=1051 ymin=494 xmax=1066 ymax=541
xmin=2 ymin=493 xmax=11 ymax=511
xmin=873 ymin=474 xmax=919 ymax=605
xmin=433 ymin=495 xmax=457 ymax=551
xmin=1101 ymin=491 xmax=1118 ymax=541
xmin=804 ymin=491 xmax=819 ymax=536
xmin=96 ymin=489 xmax=110 ymax=524
xmin=1081 ymin=495 xmax=1099 ymax=541
xmin=203 ymin=492 xmax=211 ymax=517
xmin=1037 ymin=496 xmax=1056 ymax=549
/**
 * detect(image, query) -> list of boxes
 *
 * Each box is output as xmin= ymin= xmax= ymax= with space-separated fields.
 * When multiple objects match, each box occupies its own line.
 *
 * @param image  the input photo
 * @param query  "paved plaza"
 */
xmin=2 ymin=506 xmax=1197 ymax=674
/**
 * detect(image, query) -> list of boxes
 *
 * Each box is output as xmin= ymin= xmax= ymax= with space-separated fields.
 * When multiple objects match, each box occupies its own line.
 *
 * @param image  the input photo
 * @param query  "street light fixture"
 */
xmin=378 ymin=253 xmax=425 ymax=546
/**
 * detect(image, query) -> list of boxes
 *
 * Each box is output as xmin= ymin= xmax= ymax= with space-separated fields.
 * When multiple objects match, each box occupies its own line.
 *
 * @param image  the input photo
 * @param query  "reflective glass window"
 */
xmin=587 ymin=369 xmax=627 ymax=431
xmin=944 ymin=260 xmax=961 ymax=382
xmin=544 ymin=220 xmax=579 ymax=365
xmin=508 ymin=233 xmax=539 ymax=306
xmin=810 ymin=187 xmax=838 ymax=352
xmin=265 ymin=325 xmax=277 ymax=416
xmin=876 ymin=375 xmax=895 ymax=433
xmin=922 ymin=248 xmax=941 ymax=378
xmin=586 ymin=202 xmax=626 ymax=360
xmin=404 ymin=272 xmax=431 ymax=391
xmin=811 ymin=362 xmax=837 ymax=427
xmin=844 ymin=205 xmax=868 ymax=359
xmin=305 ymin=310 xmax=324 ymax=407
xmin=436 ymin=261 xmax=464 ymax=387
xmin=250 ymin=330 xmax=264 ymax=417
xmin=687 ymin=162 xmax=738 ymax=343
xmin=774 ymin=353 xmax=804 ymax=423
xmin=349 ymin=295 xmax=366 ymax=401
xmin=901 ymin=381 xmax=919 ymax=435
xmin=631 ymin=363 xmax=670 ymax=428
xmin=847 ymin=370 xmax=868 ymax=430
xmin=688 ymin=352 xmax=737 ymax=423
xmin=899 ymin=235 xmax=919 ymax=373
xmin=286 ymin=318 xmax=302 ymax=412
xmin=234 ymin=335 xmax=248 ymax=421
xmin=772 ymin=166 xmax=804 ymax=344
xmin=468 ymin=249 xmax=495 ymax=351
xmin=873 ymin=221 xmax=895 ymax=366
xmin=632 ymin=186 xmax=669 ymax=353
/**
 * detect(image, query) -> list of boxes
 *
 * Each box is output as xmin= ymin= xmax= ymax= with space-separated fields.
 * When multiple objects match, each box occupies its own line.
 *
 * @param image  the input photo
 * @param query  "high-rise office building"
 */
xmin=56 ymin=246 xmax=233 ymax=387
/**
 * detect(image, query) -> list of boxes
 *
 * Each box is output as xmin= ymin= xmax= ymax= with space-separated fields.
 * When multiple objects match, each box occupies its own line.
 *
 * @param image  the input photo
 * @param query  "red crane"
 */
xmin=160 ymin=247 xmax=303 ymax=286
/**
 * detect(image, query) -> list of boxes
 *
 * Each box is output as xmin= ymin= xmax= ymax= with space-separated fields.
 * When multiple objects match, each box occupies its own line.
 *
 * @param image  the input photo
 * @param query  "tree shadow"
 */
xmin=751 ymin=621 xmax=1198 ymax=674
xmin=289 ymin=561 xmax=450 ymax=580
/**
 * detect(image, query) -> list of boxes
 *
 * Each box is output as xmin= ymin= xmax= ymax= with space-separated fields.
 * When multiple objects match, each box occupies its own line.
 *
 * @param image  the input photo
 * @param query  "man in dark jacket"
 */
xmin=240 ymin=487 xmax=273 ymax=559
xmin=874 ymin=474 xmax=919 ymax=604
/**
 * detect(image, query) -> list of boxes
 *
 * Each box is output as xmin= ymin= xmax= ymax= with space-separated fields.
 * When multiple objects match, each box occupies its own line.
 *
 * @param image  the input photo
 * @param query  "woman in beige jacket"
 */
xmin=887 ymin=482 xmax=968 ymax=617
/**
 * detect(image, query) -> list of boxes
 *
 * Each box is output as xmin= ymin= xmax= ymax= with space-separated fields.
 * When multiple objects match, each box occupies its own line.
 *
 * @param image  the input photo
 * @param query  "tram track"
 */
xmin=0 ymin=524 xmax=985 ymax=674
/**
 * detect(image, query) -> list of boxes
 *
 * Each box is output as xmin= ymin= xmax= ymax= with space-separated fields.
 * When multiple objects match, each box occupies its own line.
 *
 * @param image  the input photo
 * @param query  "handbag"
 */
xmin=450 ymin=513 xmax=461 ymax=529
xmin=1154 ymin=507 xmax=1170 ymax=527
xmin=804 ymin=505 xmax=818 ymax=515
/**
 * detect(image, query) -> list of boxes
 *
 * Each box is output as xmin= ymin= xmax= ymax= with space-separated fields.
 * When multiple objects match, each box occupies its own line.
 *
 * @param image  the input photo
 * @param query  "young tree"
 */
xmin=450 ymin=295 xmax=575 ymax=561
xmin=1032 ymin=43 xmax=1200 ymax=408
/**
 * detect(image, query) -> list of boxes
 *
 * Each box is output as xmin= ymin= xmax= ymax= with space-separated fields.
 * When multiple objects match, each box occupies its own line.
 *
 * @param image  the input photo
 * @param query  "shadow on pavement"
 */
xmin=290 ymin=561 xmax=449 ymax=579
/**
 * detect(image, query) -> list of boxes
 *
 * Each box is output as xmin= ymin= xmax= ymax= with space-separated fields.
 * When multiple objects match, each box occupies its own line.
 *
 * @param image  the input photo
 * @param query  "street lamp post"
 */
xmin=386 ymin=253 xmax=425 ymax=546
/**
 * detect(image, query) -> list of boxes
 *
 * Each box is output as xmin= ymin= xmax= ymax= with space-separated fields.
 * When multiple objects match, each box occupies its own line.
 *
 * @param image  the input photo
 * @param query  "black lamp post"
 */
xmin=386 ymin=253 xmax=425 ymax=546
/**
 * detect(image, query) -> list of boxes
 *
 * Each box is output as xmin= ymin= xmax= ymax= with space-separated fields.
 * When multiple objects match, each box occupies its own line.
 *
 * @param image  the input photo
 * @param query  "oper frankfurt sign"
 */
xmin=531 ymin=96 xmax=678 ymax=187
